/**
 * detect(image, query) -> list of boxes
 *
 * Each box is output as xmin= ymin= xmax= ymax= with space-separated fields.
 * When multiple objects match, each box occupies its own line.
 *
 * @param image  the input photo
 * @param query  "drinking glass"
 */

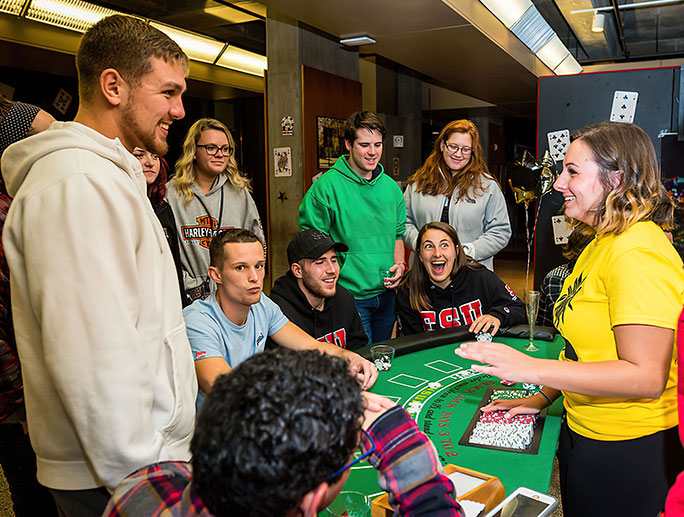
xmin=524 ymin=290 xmax=540 ymax=352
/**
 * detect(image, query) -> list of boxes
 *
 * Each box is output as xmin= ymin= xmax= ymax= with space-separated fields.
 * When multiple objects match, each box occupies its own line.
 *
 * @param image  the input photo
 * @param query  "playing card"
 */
xmin=547 ymin=129 xmax=570 ymax=162
xmin=610 ymin=91 xmax=638 ymax=123
xmin=551 ymin=214 xmax=573 ymax=245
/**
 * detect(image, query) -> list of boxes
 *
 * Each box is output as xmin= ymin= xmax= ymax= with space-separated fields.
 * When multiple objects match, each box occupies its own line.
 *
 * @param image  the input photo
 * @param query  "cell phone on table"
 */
xmin=484 ymin=487 xmax=557 ymax=517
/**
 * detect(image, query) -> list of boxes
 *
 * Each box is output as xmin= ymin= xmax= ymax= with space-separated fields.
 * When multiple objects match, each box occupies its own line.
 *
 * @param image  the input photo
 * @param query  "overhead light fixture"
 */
xmin=25 ymin=0 xmax=120 ymax=33
xmin=477 ymin=0 xmax=582 ymax=76
xmin=536 ymin=34 xmax=574 ymax=71
xmin=479 ymin=0 xmax=532 ymax=28
xmin=150 ymin=22 xmax=225 ymax=65
xmin=0 ymin=0 xmax=267 ymax=78
xmin=510 ymin=5 xmax=554 ymax=53
xmin=0 ymin=0 xmax=25 ymax=15
xmin=591 ymin=12 xmax=605 ymax=33
xmin=340 ymin=35 xmax=376 ymax=46
xmin=216 ymin=45 xmax=267 ymax=77
xmin=554 ymin=53 xmax=583 ymax=75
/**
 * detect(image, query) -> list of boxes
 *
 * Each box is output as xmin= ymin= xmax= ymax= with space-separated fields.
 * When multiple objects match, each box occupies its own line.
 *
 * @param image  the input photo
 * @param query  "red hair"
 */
xmin=407 ymin=119 xmax=495 ymax=201
xmin=147 ymin=156 xmax=170 ymax=207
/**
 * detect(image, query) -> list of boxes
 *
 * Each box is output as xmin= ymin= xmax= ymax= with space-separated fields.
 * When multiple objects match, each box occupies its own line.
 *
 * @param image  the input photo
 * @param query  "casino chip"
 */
xmin=499 ymin=379 xmax=515 ymax=386
xmin=407 ymin=401 xmax=424 ymax=413
xmin=522 ymin=383 xmax=537 ymax=390
xmin=428 ymin=382 xmax=442 ymax=390
xmin=476 ymin=332 xmax=493 ymax=342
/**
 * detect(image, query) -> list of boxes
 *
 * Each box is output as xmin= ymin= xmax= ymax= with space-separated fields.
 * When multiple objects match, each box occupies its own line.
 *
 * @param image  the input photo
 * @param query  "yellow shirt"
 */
xmin=554 ymin=221 xmax=683 ymax=440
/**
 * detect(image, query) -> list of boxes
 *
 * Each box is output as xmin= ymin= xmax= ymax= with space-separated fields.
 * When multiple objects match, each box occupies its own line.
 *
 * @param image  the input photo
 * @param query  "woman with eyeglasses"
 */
xmin=167 ymin=118 xmax=264 ymax=301
xmin=403 ymin=120 xmax=510 ymax=271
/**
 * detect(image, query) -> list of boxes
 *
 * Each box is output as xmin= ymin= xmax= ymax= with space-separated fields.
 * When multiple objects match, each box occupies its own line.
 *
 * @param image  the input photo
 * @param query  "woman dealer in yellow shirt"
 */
xmin=456 ymin=122 xmax=684 ymax=517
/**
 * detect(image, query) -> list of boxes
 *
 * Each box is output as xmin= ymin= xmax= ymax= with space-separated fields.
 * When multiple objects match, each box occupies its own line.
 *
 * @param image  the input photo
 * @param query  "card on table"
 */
xmin=610 ymin=90 xmax=638 ymax=123
xmin=547 ymin=129 xmax=570 ymax=162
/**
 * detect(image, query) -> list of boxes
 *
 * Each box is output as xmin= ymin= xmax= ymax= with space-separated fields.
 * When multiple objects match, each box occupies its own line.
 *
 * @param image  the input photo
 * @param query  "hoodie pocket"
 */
xmin=159 ymin=323 xmax=191 ymax=436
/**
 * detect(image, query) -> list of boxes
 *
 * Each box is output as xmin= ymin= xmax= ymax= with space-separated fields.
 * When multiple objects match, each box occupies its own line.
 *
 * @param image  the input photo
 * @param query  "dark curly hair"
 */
xmin=191 ymin=348 xmax=364 ymax=517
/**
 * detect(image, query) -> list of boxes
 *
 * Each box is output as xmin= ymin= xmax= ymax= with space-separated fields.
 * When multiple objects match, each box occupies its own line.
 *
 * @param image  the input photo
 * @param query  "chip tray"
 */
xmin=458 ymin=386 xmax=548 ymax=455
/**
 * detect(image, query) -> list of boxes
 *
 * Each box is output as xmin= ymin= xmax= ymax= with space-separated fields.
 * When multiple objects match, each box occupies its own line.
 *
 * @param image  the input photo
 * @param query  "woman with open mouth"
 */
xmin=402 ymin=120 xmax=510 ymax=271
xmin=395 ymin=221 xmax=525 ymax=336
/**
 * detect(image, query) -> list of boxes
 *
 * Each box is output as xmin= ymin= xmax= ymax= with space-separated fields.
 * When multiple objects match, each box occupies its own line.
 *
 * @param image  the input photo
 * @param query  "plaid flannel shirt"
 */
xmin=538 ymin=262 xmax=573 ymax=328
xmin=104 ymin=405 xmax=463 ymax=516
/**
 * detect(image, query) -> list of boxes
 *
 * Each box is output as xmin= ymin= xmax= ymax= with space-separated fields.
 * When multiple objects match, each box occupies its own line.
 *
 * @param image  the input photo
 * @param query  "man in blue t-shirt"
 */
xmin=184 ymin=228 xmax=378 ymax=401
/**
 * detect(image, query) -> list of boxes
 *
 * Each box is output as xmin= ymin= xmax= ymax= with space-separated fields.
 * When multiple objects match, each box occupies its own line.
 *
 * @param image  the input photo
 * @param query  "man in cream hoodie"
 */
xmin=0 ymin=15 xmax=196 ymax=516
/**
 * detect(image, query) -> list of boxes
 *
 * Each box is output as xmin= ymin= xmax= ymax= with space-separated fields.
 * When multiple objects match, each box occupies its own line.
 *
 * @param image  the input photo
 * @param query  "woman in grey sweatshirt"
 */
xmin=167 ymin=118 xmax=264 ymax=301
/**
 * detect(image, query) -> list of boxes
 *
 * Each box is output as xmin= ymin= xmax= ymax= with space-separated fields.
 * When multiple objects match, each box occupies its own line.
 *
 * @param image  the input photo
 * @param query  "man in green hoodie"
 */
xmin=299 ymin=111 xmax=406 ymax=343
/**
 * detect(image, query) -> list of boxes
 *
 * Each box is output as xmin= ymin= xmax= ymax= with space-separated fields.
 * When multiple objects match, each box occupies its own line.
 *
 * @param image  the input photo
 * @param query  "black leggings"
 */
xmin=557 ymin=421 xmax=684 ymax=517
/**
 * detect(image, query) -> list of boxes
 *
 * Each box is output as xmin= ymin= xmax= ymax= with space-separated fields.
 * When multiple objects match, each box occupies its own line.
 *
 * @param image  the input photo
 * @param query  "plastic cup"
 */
xmin=325 ymin=491 xmax=371 ymax=517
xmin=370 ymin=345 xmax=395 ymax=371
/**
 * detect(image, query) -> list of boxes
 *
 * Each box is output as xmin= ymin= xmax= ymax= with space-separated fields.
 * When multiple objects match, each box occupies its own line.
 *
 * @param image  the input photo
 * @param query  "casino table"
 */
xmin=336 ymin=326 xmax=565 ymax=509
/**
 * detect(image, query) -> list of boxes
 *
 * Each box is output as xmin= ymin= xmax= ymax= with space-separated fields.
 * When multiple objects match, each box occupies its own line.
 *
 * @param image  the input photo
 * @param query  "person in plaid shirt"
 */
xmin=104 ymin=348 xmax=463 ymax=517
xmin=537 ymin=228 xmax=593 ymax=328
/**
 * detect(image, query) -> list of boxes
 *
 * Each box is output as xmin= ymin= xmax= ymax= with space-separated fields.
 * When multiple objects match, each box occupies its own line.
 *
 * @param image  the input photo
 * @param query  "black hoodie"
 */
xmin=268 ymin=271 xmax=368 ymax=350
xmin=396 ymin=266 xmax=526 ymax=336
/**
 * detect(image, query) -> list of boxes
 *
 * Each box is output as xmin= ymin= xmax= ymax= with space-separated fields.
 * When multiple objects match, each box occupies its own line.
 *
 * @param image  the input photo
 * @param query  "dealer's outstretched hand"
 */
xmin=454 ymin=340 xmax=537 ymax=384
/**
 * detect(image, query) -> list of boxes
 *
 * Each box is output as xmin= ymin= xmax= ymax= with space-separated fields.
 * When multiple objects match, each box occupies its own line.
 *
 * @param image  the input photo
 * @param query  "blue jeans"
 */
xmin=355 ymin=290 xmax=396 ymax=343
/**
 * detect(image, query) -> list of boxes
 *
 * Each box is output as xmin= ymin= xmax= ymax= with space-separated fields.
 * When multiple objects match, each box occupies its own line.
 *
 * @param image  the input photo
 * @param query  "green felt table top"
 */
xmin=338 ymin=334 xmax=566 ymax=507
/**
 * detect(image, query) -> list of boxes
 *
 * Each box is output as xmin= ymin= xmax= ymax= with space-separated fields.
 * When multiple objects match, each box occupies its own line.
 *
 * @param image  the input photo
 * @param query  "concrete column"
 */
xmin=266 ymin=13 xmax=303 ymax=282
xmin=266 ymin=13 xmax=359 ymax=282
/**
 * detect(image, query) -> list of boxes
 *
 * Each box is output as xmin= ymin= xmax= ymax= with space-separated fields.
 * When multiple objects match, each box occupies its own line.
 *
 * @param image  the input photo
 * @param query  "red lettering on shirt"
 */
xmin=420 ymin=311 xmax=437 ymax=331
xmin=504 ymin=284 xmax=518 ymax=300
xmin=459 ymin=300 xmax=483 ymax=325
xmin=439 ymin=308 xmax=461 ymax=328
xmin=317 ymin=328 xmax=347 ymax=349
xmin=419 ymin=300 xmax=483 ymax=331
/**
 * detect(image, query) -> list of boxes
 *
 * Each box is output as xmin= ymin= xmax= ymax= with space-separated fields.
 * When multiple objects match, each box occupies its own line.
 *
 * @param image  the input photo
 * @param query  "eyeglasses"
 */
xmin=327 ymin=429 xmax=376 ymax=480
xmin=444 ymin=143 xmax=473 ymax=156
xmin=197 ymin=144 xmax=233 ymax=156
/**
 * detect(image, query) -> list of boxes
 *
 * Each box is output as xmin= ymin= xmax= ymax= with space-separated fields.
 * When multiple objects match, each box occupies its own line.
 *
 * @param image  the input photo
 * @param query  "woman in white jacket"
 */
xmin=404 ymin=120 xmax=510 ymax=271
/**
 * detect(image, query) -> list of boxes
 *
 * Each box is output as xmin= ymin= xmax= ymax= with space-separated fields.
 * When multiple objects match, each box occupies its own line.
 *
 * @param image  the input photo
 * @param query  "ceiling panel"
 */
xmin=261 ymin=0 xmax=469 ymax=37
xmin=542 ymin=0 xmax=684 ymax=63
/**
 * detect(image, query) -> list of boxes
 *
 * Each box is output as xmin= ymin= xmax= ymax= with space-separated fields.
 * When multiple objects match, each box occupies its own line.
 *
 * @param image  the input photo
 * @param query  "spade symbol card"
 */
xmin=547 ymin=129 xmax=570 ymax=162
xmin=610 ymin=91 xmax=638 ymax=123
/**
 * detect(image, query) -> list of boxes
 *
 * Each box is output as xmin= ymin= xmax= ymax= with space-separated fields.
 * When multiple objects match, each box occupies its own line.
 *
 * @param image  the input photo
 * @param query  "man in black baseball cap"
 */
xmin=270 ymin=229 xmax=368 ymax=350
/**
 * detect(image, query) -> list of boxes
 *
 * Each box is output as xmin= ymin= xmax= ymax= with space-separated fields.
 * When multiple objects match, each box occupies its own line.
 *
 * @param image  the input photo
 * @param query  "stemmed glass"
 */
xmin=524 ymin=290 xmax=540 ymax=352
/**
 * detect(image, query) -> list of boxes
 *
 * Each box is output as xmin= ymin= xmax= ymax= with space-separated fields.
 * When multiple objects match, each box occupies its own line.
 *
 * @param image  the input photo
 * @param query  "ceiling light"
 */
xmin=0 ymin=0 xmax=25 ymax=16
xmin=510 ymin=6 xmax=554 ymax=53
xmin=479 ymin=0 xmax=533 ymax=28
xmin=150 ymin=22 xmax=225 ymax=64
xmin=536 ymin=34 xmax=571 ymax=71
xmin=216 ymin=45 xmax=267 ymax=77
xmin=340 ymin=36 xmax=376 ymax=46
xmin=591 ymin=12 xmax=605 ymax=33
xmin=554 ymin=54 xmax=583 ymax=75
xmin=25 ymin=0 xmax=121 ymax=33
